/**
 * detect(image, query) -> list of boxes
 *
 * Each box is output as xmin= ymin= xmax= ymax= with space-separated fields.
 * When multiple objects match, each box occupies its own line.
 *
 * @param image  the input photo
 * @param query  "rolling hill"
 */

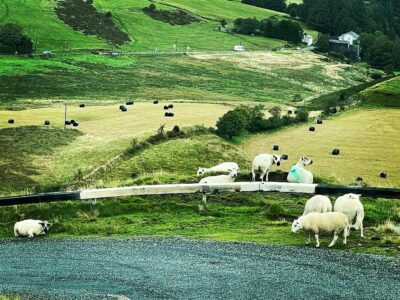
xmin=0 ymin=0 xmax=296 ymax=51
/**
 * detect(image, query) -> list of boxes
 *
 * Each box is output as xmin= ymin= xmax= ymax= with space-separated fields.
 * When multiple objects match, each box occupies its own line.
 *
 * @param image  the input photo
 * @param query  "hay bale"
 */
xmin=153 ymin=100 xmax=159 ymax=104
xmin=65 ymin=120 xmax=71 ymax=125
xmin=165 ymin=112 xmax=174 ymax=117
xmin=168 ymin=104 xmax=174 ymax=109
xmin=273 ymin=145 xmax=279 ymax=151
xmin=317 ymin=119 xmax=323 ymax=124
xmin=44 ymin=120 xmax=50 ymax=125
xmin=126 ymin=100 xmax=134 ymax=105
xmin=355 ymin=176 xmax=363 ymax=183
xmin=70 ymin=119 xmax=76 ymax=124
xmin=332 ymin=148 xmax=340 ymax=155
xmin=380 ymin=172 xmax=387 ymax=178
xmin=7 ymin=119 xmax=14 ymax=124
xmin=164 ymin=105 xmax=169 ymax=110
xmin=288 ymin=110 xmax=292 ymax=115
xmin=79 ymin=104 xmax=85 ymax=108
xmin=281 ymin=154 xmax=289 ymax=160
xmin=309 ymin=126 xmax=315 ymax=132
xmin=72 ymin=122 xmax=79 ymax=127
xmin=119 ymin=105 xmax=127 ymax=111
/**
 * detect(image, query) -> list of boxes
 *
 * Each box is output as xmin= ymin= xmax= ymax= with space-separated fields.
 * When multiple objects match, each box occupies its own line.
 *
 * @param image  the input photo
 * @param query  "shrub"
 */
xmin=264 ymin=204 xmax=287 ymax=218
xmin=294 ymin=108 xmax=309 ymax=123
xmin=0 ymin=23 xmax=33 ymax=54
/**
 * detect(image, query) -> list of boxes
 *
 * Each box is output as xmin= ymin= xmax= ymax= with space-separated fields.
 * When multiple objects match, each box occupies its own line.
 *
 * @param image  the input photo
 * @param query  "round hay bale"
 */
xmin=380 ymin=172 xmax=387 ymax=178
xmin=309 ymin=126 xmax=315 ymax=132
xmin=168 ymin=104 xmax=174 ymax=109
xmin=72 ymin=122 xmax=79 ymax=127
xmin=317 ymin=119 xmax=323 ymax=124
xmin=153 ymin=100 xmax=159 ymax=104
xmin=273 ymin=145 xmax=279 ymax=151
xmin=126 ymin=101 xmax=134 ymax=105
xmin=281 ymin=154 xmax=289 ymax=160
xmin=7 ymin=119 xmax=14 ymax=124
xmin=164 ymin=105 xmax=169 ymax=110
xmin=287 ymin=110 xmax=292 ymax=115
xmin=70 ymin=119 xmax=76 ymax=124
xmin=119 ymin=105 xmax=127 ymax=111
xmin=332 ymin=148 xmax=340 ymax=155
xmin=355 ymin=176 xmax=363 ymax=183
xmin=65 ymin=120 xmax=71 ymax=125
xmin=79 ymin=104 xmax=85 ymax=108
xmin=44 ymin=120 xmax=50 ymax=125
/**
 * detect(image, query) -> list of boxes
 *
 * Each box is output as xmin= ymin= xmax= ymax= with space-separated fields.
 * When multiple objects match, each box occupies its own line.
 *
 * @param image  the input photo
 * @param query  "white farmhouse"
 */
xmin=338 ymin=31 xmax=359 ymax=45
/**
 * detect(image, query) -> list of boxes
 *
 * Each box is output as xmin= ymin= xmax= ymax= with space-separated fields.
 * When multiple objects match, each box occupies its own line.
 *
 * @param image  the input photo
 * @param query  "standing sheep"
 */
xmin=303 ymin=195 xmax=332 ymax=215
xmin=334 ymin=193 xmax=364 ymax=238
xmin=14 ymin=219 xmax=52 ymax=238
xmin=287 ymin=156 xmax=314 ymax=184
xmin=199 ymin=169 xmax=237 ymax=184
xmin=197 ymin=162 xmax=239 ymax=177
xmin=251 ymin=154 xmax=285 ymax=182
xmin=291 ymin=212 xmax=349 ymax=248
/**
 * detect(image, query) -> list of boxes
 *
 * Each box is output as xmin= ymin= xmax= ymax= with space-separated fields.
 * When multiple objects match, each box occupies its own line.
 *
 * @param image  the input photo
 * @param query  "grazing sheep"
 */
xmin=199 ymin=169 xmax=237 ymax=184
xmin=291 ymin=212 xmax=349 ymax=248
xmin=14 ymin=219 xmax=52 ymax=238
xmin=197 ymin=162 xmax=239 ymax=177
xmin=287 ymin=156 xmax=314 ymax=184
xmin=251 ymin=154 xmax=285 ymax=182
xmin=334 ymin=193 xmax=364 ymax=238
xmin=303 ymin=195 xmax=332 ymax=215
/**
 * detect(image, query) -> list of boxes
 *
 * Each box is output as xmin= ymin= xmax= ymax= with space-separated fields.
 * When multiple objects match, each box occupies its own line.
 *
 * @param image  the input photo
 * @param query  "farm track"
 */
xmin=0 ymin=238 xmax=399 ymax=299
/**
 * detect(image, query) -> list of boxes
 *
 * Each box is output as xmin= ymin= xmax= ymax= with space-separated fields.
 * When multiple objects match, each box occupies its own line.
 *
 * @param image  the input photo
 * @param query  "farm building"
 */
xmin=329 ymin=31 xmax=360 ymax=60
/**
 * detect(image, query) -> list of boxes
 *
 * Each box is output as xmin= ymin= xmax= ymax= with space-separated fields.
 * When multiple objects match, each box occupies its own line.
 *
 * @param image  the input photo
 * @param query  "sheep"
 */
xmin=333 ymin=193 xmax=364 ymax=238
xmin=199 ymin=169 xmax=237 ymax=184
xmin=14 ymin=219 xmax=52 ymax=238
xmin=287 ymin=156 xmax=313 ymax=184
xmin=303 ymin=195 xmax=332 ymax=215
xmin=291 ymin=212 xmax=349 ymax=248
xmin=251 ymin=154 xmax=285 ymax=182
xmin=197 ymin=162 xmax=239 ymax=177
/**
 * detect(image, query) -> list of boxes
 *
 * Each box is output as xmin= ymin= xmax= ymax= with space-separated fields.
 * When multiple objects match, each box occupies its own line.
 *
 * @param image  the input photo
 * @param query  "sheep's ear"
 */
xmin=356 ymin=194 xmax=362 ymax=197
xmin=227 ymin=168 xmax=232 ymax=172
xmin=48 ymin=223 xmax=53 ymax=227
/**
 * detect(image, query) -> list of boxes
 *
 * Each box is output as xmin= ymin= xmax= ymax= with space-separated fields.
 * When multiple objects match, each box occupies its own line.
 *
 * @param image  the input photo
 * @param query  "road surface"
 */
xmin=0 ymin=238 xmax=399 ymax=299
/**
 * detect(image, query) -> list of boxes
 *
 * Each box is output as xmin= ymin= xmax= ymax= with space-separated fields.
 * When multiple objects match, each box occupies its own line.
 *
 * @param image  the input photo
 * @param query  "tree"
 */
xmin=367 ymin=35 xmax=395 ymax=71
xmin=315 ymin=33 xmax=330 ymax=52
xmin=17 ymin=36 xmax=33 ymax=54
xmin=0 ymin=23 xmax=33 ymax=54
xmin=233 ymin=18 xmax=259 ymax=35
xmin=216 ymin=110 xmax=248 ymax=139
xmin=148 ymin=3 xmax=156 ymax=11
xmin=295 ymin=108 xmax=309 ymax=123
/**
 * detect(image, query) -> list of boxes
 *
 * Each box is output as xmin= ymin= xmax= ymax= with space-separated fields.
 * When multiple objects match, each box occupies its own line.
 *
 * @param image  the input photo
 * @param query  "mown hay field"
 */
xmin=241 ymin=108 xmax=400 ymax=187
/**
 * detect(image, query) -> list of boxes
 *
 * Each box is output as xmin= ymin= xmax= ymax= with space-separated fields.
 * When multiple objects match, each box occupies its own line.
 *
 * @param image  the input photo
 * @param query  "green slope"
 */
xmin=0 ymin=0 xmax=290 ymax=51
xmin=360 ymin=76 xmax=400 ymax=107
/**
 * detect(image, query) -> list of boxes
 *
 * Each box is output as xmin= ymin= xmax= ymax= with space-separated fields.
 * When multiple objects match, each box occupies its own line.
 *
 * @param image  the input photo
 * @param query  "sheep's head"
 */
xmin=272 ymin=155 xmax=283 ymax=166
xmin=197 ymin=168 xmax=205 ymax=177
xmin=346 ymin=193 xmax=361 ymax=200
xmin=39 ymin=221 xmax=52 ymax=233
xmin=299 ymin=156 xmax=313 ymax=166
xmin=228 ymin=169 xmax=238 ymax=178
xmin=291 ymin=219 xmax=303 ymax=233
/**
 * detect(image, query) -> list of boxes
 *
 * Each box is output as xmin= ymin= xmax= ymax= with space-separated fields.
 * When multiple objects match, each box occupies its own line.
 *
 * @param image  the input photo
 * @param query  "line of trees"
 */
xmin=0 ymin=23 xmax=33 ymax=54
xmin=241 ymin=0 xmax=287 ymax=13
xmin=233 ymin=17 xmax=303 ymax=44
xmin=216 ymin=105 xmax=309 ymax=140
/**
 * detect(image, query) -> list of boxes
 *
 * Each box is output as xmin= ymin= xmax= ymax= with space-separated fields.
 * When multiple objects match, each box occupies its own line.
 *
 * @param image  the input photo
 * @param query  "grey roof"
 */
xmin=339 ymin=31 xmax=359 ymax=39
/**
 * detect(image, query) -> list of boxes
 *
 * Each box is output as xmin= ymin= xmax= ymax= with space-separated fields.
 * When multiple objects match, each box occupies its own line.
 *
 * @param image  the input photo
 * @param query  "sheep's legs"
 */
xmin=28 ymin=230 xmax=34 ymax=238
xmin=329 ymin=231 xmax=339 ymax=247
xmin=251 ymin=169 xmax=256 ymax=182
xmin=314 ymin=234 xmax=320 ymax=248
xmin=259 ymin=171 xmax=267 ymax=182
xmin=343 ymin=227 xmax=348 ymax=245
xmin=306 ymin=234 xmax=311 ymax=245
xmin=360 ymin=223 xmax=364 ymax=238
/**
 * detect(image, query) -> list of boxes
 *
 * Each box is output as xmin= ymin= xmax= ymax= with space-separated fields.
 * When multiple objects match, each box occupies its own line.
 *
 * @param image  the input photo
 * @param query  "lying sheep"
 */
xmin=291 ymin=212 xmax=349 ymax=248
xmin=334 ymin=193 xmax=364 ymax=238
xmin=303 ymin=195 xmax=332 ymax=215
xmin=199 ymin=169 xmax=237 ymax=184
xmin=251 ymin=154 xmax=285 ymax=182
xmin=197 ymin=162 xmax=239 ymax=177
xmin=287 ymin=156 xmax=314 ymax=184
xmin=14 ymin=219 xmax=52 ymax=238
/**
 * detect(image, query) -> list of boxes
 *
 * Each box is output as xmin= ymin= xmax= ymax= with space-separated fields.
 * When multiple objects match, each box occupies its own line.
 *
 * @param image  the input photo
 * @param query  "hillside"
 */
xmin=360 ymin=76 xmax=400 ymax=107
xmin=0 ymin=0 xmax=292 ymax=51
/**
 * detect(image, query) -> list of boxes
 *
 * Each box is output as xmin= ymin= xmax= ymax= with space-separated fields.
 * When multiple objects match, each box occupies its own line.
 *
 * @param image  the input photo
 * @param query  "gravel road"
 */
xmin=0 ymin=238 xmax=399 ymax=299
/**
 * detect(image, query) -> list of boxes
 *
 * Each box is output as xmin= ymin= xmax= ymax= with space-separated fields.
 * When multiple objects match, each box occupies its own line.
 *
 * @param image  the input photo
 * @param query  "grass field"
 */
xmin=0 ymin=51 xmax=371 ymax=104
xmin=241 ymin=108 xmax=400 ymax=187
xmin=0 ymin=0 xmax=290 ymax=51
xmin=0 ymin=102 xmax=231 ymax=194
xmin=360 ymin=76 xmax=400 ymax=107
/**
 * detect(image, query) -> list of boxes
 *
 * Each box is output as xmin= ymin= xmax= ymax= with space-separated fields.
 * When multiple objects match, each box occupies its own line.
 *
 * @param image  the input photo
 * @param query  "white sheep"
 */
xmin=197 ymin=162 xmax=239 ymax=177
xmin=287 ymin=156 xmax=314 ymax=184
xmin=199 ymin=169 xmax=237 ymax=184
xmin=291 ymin=212 xmax=349 ymax=248
xmin=251 ymin=154 xmax=284 ymax=182
xmin=14 ymin=219 xmax=52 ymax=238
xmin=303 ymin=195 xmax=332 ymax=215
xmin=334 ymin=193 xmax=364 ymax=238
